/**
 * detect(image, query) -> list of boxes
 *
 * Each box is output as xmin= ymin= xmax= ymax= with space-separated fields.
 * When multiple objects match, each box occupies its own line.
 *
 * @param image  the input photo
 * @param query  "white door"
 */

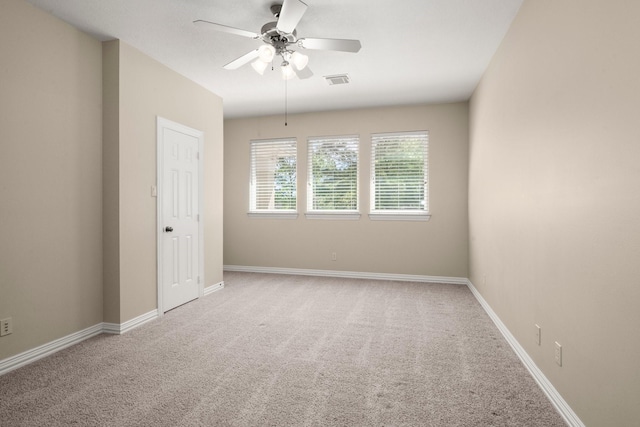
xmin=157 ymin=118 xmax=203 ymax=313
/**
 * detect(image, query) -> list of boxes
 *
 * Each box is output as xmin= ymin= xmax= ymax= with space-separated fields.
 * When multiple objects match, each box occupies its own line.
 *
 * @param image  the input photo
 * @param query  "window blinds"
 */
xmin=307 ymin=135 xmax=359 ymax=211
xmin=370 ymin=131 xmax=428 ymax=213
xmin=250 ymin=138 xmax=297 ymax=211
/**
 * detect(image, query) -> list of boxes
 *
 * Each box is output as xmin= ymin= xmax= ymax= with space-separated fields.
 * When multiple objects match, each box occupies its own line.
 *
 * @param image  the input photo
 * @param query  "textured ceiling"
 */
xmin=26 ymin=0 xmax=523 ymax=118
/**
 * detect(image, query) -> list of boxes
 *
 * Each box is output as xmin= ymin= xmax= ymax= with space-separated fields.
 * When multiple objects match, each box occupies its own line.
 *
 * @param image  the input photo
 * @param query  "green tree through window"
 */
xmin=371 ymin=132 xmax=428 ymax=213
xmin=273 ymin=156 xmax=297 ymax=209
xmin=250 ymin=138 xmax=297 ymax=212
xmin=308 ymin=136 xmax=359 ymax=211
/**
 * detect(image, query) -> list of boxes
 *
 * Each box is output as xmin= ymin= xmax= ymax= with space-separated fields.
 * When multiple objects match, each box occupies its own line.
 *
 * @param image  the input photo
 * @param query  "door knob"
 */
xmin=165 ymin=226 xmax=173 ymax=232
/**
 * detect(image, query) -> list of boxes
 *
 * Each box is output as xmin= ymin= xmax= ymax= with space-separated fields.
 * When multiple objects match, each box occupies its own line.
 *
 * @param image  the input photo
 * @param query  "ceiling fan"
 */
xmin=194 ymin=0 xmax=362 ymax=80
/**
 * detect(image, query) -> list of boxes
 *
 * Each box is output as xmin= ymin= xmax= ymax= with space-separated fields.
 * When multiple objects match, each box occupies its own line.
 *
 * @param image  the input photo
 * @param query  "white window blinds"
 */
xmin=370 ymin=131 xmax=428 ymax=214
xmin=307 ymin=135 xmax=359 ymax=211
xmin=250 ymin=138 xmax=297 ymax=212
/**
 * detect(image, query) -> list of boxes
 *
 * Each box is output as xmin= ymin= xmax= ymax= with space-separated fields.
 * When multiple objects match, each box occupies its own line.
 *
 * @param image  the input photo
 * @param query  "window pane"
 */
xmin=307 ymin=136 xmax=359 ymax=211
xmin=371 ymin=132 xmax=428 ymax=213
xmin=250 ymin=139 xmax=297 ymax=211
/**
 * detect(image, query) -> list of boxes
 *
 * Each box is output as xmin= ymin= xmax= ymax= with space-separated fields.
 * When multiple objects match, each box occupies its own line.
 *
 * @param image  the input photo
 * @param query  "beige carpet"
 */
xmin=0 ymin=272 xmax=566 ymax=426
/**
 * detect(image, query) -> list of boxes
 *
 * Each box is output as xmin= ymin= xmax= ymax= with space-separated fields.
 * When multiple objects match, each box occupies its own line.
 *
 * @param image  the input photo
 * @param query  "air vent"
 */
xmin=324 ymin=74 xmax=350 ymax=85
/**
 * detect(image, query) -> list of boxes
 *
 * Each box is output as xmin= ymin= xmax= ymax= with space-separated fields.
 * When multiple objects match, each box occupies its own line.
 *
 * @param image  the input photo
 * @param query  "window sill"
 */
xmin=368 ymin=213 xmax=431 ymax=221
xmin=247 ymin=211 xmax=299 ymax=220
xmin=305 ymin=212 xmax=361 ymax=220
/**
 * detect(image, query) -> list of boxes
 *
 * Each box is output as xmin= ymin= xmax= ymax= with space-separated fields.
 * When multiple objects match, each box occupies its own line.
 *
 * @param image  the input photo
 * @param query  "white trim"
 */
xmin=0 ymin=310 xmax=160 ymax=376
xmin=370 ymin=130 xmax=429 ymax=215
xmin=0 ymin=324 xmax=103 ymax=376
xmin=305 ymin=212 xmax=361 ymax=220
xmin=101 ymin=322 xmax=120 ymax=335
xmin=102 ymin=309 xmax=159 ymax=335
xmin=249 ymin=137 xmax=298 ymax=213
xmin=368 ymin=213 xmax=431 ymax=221
xmin=223 ymin=265 xmax=468 ymax=285
xmin=221 ymin=266 xmax=583 ymax=425
xmin=247 ymin=211 xmax=299 ymax=219
xmin=306 ymin=134 xmax=360 ymax=215
xmin=204 ymin=281 xmax=225 ymax=296
xmin=466 ymin=280 xmax=585 ymax=427
xmin=156 ymin=117 xmax=205 ymax=314
xmin=0 ymin=271 xmax=582 ymax=427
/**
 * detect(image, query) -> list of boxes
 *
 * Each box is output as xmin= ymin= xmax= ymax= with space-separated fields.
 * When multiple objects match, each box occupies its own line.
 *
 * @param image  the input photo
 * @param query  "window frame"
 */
xmin=248 ymin=137 xmax=298 ymax=219
xmin=369 ymin=131 xmax=430 ymax=221
xmin=306 ymin=134 xmax=361 ymax=220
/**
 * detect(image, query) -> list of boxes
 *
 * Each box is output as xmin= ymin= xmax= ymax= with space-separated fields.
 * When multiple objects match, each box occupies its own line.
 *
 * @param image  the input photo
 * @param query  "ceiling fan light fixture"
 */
xmin=290 ymin=51 xmax=309 ymax=70
xmin=281 ymin=61 xmax=296 ymax=80
xmin=251 ymin=59 xmax=269 ymax=75
xmin=258 ymin=44 xmax=276 ymax=62
xmin=195 ymin=0 xmax=361 ymax=85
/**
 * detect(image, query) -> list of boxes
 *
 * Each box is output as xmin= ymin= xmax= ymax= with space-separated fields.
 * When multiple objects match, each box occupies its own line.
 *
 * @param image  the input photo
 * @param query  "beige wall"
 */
xmin=469 ymin=1 xmax=640 ymax=425
xmin=8 ymin=1 xmax=636 ymax=423
xmin=102 ymin=41 xmax=121 ymax=323
xmin=224 ymin=104 xmax=469 ymax=277
xmin=103 ymin=40 xmax=224 ymax=323
xmin=0 ymin=0 xmax=103 ymax=359
xmin=0 ymin=0 xmax=223 ymax=361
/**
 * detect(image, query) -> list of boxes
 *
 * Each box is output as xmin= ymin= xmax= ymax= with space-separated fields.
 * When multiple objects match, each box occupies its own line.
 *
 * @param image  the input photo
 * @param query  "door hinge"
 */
xmin=197 ymin=276 xmax=201 ymax=284
xmin=197 ymin=214 xmax=200 ymax=222
xmin=196 ymin=152 xmax=200 ymax=160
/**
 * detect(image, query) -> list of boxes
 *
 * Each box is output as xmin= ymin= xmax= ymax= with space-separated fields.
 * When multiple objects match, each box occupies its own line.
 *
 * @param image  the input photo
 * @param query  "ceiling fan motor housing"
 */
xmin=260 ymin=21 xmax=297 ymax=50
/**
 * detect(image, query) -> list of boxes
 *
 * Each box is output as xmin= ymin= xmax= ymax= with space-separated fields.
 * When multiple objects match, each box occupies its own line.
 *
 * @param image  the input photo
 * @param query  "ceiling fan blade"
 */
xmin=276 ymin=0 xmax=308 ymax=34
xmin=193 ymin=20 xmax=260 ymax=39
xmin=294 ymin=66 xmax=314 ymax=80
xmin=298 ymin=38 xmax=362 ymax=53
xmin=223 ymin=49 xmax=260 ymax=70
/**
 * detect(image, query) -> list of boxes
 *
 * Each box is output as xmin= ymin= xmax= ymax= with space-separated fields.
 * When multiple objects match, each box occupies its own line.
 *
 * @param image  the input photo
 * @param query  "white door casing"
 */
xmin=157 ymin=117 xmax=204 ymax=313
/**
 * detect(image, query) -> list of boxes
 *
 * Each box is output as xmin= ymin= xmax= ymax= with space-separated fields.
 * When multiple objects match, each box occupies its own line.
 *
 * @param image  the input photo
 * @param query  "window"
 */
xmin=307 ymin=135 xmax=359 ymax=219
xmin=370 ymin=131 xmax=429 ymax=220
xmin=249 ymin=138 xmax=297 ymax=218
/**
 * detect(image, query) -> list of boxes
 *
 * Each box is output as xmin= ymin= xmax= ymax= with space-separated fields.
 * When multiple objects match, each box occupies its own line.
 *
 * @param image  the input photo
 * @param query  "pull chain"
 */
xmin=284 ymin=77 xmax=288 ymax=126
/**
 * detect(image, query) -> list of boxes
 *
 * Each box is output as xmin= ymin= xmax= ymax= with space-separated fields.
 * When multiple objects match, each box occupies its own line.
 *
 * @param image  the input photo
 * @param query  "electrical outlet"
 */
xmin=555 ymin=341 xmax=562 ymax=366
xmin=0 ymin=317 xmax=12 ymax=337
xmin=535 ymin=324 xmax=541 ymax=345
xmin=331 ymin=252 xmax=337 ymax=261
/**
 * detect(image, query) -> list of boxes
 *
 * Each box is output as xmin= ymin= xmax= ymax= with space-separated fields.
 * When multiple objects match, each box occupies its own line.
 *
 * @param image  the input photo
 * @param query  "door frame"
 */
xmin=156 ymin=116 xmax=205 ymax=315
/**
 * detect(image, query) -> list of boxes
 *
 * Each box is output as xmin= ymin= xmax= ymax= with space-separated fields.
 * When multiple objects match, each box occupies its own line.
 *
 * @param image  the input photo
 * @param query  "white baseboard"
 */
xmin=204 ymin=281 xmax=224 ymax=296
xmin=0 ymin=272 xmax=583 ymax=427
xmin=1 ymin=309 xmax=159 ymax=376
xmin=466 ymin=280 xmax=585 ymax=427
xmin=103 ymin=309 xmax=159 ymax=335
xmin=223 ymin=265 xmax=468 ymax=285
xmin=0 ymin=323 xmax=103 ymax=376
xmin=224 ymin=266 xmax=582 ymax=426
